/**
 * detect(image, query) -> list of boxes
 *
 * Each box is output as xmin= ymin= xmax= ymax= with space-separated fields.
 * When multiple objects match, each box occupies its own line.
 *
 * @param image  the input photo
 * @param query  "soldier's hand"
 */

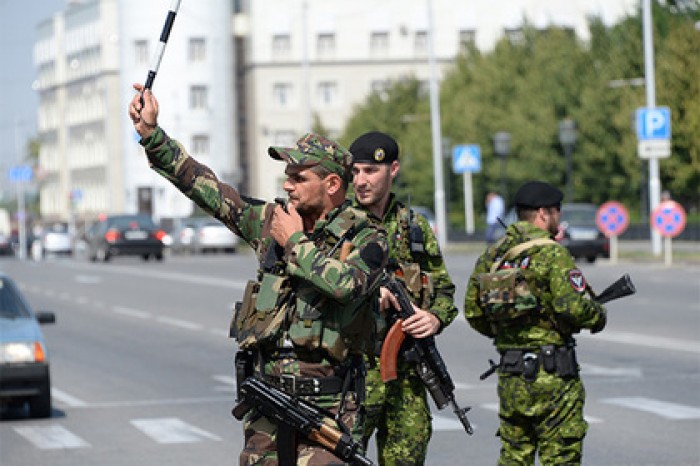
xmin=270 ymin=203 xmax=302 ymax=246
xmin=402 ymin=307 xmax=440 ymax=339
xmin=129 ymin=83 xmax=159 ymax=140
xmin=378 ymin=286 xmax=399 ymax=314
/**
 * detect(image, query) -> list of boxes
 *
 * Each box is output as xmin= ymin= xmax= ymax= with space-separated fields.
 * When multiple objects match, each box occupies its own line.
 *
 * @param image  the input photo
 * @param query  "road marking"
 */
xmin=156 ymin=316 xmax=203 ymax=331
xmin=602 ymin=397 xmax=700 ymax=420
xmin=113 ymin=306 xmax=152 ymax=319
xmin=579 ymin=330 xmax=700 ymax=354
xmin=432 ymin=413 xmax=472 ymax=431
xmin=213 ymin=375 xmax=236 ymax=385
xmin=13 ymin=425 xmax=90 ymax=450
xmin=75 ymin=274 xmax=102 ymax=284
xmin=131 ymin=418 xmax=222 ymax=444
xmin=52 ymin=387 xmax=88 ymax=407
xmin=579 ymin=363 xmax=642 ymax=378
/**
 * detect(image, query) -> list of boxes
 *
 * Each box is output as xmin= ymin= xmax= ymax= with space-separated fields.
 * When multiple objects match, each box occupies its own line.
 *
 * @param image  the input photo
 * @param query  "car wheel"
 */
xmin=586 ymin=256 xmax=597 ymax=263
xmin=96 ymin=247 xmax=110 ymax=262
xmin=28 ymin=380 xmax=52 ymax=418
xmin=155 ymin=253 xmax=164 ymax=261
xmin=141 ymin=254 xmax=151 ymax=261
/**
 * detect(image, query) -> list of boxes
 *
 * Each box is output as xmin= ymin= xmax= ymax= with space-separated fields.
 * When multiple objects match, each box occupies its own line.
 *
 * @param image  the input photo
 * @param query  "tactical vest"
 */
xmin=476 ymin=238 xmax=556 ymax=323
xmin=230 ymin=205 xmax=377 ymax=362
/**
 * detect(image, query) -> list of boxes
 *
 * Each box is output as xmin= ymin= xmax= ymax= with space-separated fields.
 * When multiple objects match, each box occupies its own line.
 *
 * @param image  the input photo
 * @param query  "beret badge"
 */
xmin=374 ymin=148 xmax=385 ymax=162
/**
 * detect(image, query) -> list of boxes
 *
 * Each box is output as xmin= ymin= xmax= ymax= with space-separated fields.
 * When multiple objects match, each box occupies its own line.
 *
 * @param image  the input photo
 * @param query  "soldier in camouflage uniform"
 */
xmin=349 ymin=132 xmax=458 ymax=465
xmin=464 ymin=181 xmax=608 ymax=465
xmin=129 ymin=86 xmax=388 ymax=465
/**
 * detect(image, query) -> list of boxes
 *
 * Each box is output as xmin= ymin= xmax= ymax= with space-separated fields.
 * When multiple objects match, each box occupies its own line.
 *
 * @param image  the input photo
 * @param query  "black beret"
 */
xmin=348 ymin=131 xmax=399 ymax=164
xmin=513 ymin=181 xmax=563 ymax=208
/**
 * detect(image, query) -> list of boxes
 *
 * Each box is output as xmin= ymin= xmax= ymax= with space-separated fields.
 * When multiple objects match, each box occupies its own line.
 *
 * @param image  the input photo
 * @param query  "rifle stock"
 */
xmin=380 ymin=275 xmax=474 ymax=435
xmin=233 ymin=377 xmax=374 ymax=466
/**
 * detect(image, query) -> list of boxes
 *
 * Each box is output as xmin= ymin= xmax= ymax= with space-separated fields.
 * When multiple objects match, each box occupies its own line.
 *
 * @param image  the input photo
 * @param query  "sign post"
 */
xmin=8 ymin=165 xmax=33 ymax=260
xmin=650 ymin=200 xmax=686 ymax=266
xmin=596 ymin=201 xmax=629 ymax=264
xmin=452 ymin=144 xmax=481 ymax=234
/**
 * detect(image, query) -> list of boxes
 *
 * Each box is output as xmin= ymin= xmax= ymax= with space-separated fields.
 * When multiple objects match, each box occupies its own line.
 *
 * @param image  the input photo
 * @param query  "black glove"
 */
xmin=591 ymin=309 xmax=607 ymax=334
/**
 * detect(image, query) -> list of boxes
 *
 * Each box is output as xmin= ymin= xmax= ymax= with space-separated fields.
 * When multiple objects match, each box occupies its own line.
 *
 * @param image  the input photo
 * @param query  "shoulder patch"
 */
xmin=568 ymin=269 xmax=587 ymax=292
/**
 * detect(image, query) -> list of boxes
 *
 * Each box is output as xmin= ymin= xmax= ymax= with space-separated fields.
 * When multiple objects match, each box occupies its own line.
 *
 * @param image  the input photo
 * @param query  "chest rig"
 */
xmin=229 ymin=205 xmax=373 ymax=362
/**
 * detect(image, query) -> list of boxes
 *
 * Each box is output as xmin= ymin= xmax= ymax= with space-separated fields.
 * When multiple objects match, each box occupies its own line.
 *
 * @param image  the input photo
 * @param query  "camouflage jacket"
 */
xmin=141 ymin=127 xmax=388 ymax=363
xmin=464 ymin=221 xmax=606 ymax=350
xmin=355 ymin=194 xmax=458 ymax=340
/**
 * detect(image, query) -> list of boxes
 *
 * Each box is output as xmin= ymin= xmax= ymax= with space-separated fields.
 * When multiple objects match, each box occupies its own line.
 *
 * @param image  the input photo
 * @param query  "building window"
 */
xmin=273 ymin=82 xmax=293 ymax=107
xmin=370 ymin=32 xmax=389 ymax=56
xmin=317 ymin=33 xmax=335 ymax=58
xmin=317 ymin=81 xmax=338 ymax=107
xmin=190 ymin=85 xmax=208 ymax=109
xmin=189 ymin=37 xmax=206 ymax=62
xmin=192 ymin=134 xmax=210 ymax=155
xmin=414 ymin=31 xmax=428 ymax=55
xmin=505 ymin=28 xmax=524 ymax=44
xmin=134 ymin=40 xmax=149 ymax=65
xmin=459 ymin=29 xmax=476 ymax=53
xmin=272 ymin=34 xmax=291 ymax=58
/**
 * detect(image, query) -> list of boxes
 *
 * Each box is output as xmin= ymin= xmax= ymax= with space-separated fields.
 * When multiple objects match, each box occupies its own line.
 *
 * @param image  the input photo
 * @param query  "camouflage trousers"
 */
xmin=496 ymin=372 xmax=588 ymax=466
xmin=239 ymin=358 xmax=364 ymax=466
xmin=362 ymin=356 xmax=432 ymax=466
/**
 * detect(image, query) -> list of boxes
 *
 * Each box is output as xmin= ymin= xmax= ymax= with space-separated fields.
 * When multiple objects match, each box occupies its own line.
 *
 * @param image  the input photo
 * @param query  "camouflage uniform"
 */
xmin=360 ymin=194 xmax=458 ymax=466
xmin=464 ymin=221 xmax=607 ymax=465
xmin=140 ymin=127 xmax=388 ymax=465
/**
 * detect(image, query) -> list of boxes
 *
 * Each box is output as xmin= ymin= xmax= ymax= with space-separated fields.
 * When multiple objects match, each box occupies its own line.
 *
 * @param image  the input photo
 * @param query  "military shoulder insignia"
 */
xmin=373 ymin=148 xmax=385 ymax=162
xmin=568 ymin=269 xmax=586 ymax=292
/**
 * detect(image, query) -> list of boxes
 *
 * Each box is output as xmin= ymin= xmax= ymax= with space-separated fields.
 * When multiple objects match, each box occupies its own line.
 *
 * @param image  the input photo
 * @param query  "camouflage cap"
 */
xmin=268 ymin=133 xmax=353 ymax=181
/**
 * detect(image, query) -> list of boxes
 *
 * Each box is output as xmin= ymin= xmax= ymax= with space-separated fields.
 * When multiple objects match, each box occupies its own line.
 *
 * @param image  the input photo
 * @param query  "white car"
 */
xmin=193 ymin=219 xmax=238 ymax=254
xmin=32 ymin=222 xmax=73 ymax=259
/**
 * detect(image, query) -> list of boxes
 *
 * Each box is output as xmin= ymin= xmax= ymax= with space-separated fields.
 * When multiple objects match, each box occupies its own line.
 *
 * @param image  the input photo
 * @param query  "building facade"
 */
xmin=33 ymin=0 xmax=235 ymax=223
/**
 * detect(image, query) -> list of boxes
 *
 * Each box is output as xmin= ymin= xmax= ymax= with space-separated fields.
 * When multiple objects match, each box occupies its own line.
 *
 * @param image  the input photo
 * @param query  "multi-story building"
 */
xmin=234 ymin=0 xmax=637 ymax=201
xmin=33 ymin=0 xmax=235 ymax=223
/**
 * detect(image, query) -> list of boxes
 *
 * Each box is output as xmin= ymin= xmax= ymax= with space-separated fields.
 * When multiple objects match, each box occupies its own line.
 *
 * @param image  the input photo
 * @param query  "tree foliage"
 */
xmin=340 ymin=2 xmax=700 ymax=226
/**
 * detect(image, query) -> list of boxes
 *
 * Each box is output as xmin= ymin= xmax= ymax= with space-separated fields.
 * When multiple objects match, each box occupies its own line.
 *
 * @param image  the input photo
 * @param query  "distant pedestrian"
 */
xmin=485 ymin=191 xmax=505 ymax=244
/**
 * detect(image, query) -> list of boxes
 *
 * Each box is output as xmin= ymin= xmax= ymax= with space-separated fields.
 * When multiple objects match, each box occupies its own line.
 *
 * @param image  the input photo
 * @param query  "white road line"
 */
xmin=212 ymin=375 xmax=236 ymax=385
xmin=602 ymin=397 xmax=700 ymax=420
xmin=112 ymin=306 xmax=152 ymax=319
xmin=13 ymin=425 xmax=90 ymax=450
xmin=432 ymin=413 xmax=472 ymax=431
xmin=52 ymin=387 xmax=88 ymax=407
xmin=579 ymin=363 xmax=642 ymax=378
xmin=579 ymin=330 xmax=700 ymax=354
xmin=131 ymin=418 xmax=222 ymax=444
xmin=75 ymin=274 xmax=102 ymax=284
xmin=156 ymin=316 xmax=203 ymax=331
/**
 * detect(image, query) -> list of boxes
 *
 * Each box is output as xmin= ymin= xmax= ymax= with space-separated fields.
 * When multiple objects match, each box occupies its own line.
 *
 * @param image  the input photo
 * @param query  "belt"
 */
xmin=261 ymin=373 xmax=344 ymax=396
xmin=499 ymin=345 xmax=578 ymax=380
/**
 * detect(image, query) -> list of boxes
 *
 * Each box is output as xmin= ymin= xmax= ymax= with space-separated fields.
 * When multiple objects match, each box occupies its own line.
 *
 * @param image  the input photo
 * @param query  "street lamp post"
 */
xmin=558 ymin=119 xmax=577 ymax=202
xmin=493 ymin=131 xmax=510 ymax=201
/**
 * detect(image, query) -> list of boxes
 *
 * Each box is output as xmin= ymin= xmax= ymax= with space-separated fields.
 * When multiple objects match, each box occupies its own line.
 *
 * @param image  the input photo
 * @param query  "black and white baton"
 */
xmin=143 ymin=0 xmax=182 ymax=92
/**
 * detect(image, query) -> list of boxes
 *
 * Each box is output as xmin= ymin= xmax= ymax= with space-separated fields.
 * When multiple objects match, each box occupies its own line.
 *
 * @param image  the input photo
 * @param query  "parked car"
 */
xmin=493 ymin=203 xmax=609 ymax=262
xmin=84 ymin=214 xmax=166 ymax=262
xmin=31 ymin=222 xmax=73 ymax=259
xmin=0 ymin=273 xmax=55 ymax=418
xmin=167 ymin=218 xmax=199 ymax=255
xmin=558 ymin=203 xmax=610 ymax=263
xmin=0 ymin=233 xmax=12 ymax=256
xmin=191 ymin=218 xmax=238 ymax=254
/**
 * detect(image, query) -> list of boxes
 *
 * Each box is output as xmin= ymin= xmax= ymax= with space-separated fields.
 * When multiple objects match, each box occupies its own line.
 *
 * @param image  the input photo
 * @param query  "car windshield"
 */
xmin=0 ymin=278 xmax=30 ymax=319
xmin=108 ymin=215 xmax=156 ymax=229
xmin=562 ymin=206 xmax=597 ymax=225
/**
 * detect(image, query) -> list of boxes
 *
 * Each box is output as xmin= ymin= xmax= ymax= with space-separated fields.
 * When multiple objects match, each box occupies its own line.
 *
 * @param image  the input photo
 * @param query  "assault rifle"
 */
xmin=380 ymin=275 xmax=474 ymax=435
xmin=232 ymin=377 xmax=374 ymax=466
xmin=478 ymin=273 xmax=637 ymax=380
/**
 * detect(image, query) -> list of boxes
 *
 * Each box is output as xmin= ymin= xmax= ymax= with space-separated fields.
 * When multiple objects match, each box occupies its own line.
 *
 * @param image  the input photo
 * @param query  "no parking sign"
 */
xmin=596 ymin=201 xmax=629 ymax=238
xmin=651 ymin=200 xmax=686 ymax=238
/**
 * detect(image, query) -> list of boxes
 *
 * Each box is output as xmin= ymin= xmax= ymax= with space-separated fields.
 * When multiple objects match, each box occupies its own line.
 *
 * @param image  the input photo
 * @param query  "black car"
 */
xmin=558 ymin=203 xmax=610 ymax=263
xmin=493 ymin=203 xmax=609 ymax=262
xmin=0 ymin=274 xmax=56 ymax=418
xmin=84 ymin=214 xmax=166 ymax=262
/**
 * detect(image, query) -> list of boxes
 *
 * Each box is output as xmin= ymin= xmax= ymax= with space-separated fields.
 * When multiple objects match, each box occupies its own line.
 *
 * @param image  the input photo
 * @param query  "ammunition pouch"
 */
xmin=393 ymin=262 xmax=433 ymax=309
xmin=231 ymin=275 xmax=291 ymax=349
xmin=477 ymin=267 xmax=539 ymax=323
xmin=499 ymin=345 xmax=579 ymax=381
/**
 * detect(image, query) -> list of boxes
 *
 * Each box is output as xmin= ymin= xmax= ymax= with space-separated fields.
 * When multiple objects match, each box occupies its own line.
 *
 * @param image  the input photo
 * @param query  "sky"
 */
xmin=0 ymin=0 xmax=66 ymax=192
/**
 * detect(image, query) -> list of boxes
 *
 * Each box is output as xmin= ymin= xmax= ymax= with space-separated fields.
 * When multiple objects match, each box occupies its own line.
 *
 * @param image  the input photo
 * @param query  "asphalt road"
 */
xmin=0 ymin=250 xmax=698 ymax=465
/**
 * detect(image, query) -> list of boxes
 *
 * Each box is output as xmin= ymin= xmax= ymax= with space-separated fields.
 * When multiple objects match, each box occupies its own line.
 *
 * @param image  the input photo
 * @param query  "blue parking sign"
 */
xmin=8 ymin=165 xmax=33 ymax=183
xmin=636 ymin=107 xmax=671 ymax=140
xmin=452 ymin=145 xmax=481 ymax=173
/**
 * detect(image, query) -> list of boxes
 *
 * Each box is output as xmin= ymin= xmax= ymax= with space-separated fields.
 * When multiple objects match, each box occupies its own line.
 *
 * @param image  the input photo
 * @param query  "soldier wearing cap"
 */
xmin=349 ymin=131 xmax=458 ymax=465
xmin=129 ymin=85 xmax=387 ymax=465
xmin=464 ymin=180 xmax=607 ymax=465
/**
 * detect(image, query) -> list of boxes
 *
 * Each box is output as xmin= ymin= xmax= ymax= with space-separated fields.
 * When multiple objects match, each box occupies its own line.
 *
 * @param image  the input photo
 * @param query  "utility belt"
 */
xmin=497 ymin=344 xmax=579 ymax=382
xmin=234 ymin=349 xmax=365 ymax=400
